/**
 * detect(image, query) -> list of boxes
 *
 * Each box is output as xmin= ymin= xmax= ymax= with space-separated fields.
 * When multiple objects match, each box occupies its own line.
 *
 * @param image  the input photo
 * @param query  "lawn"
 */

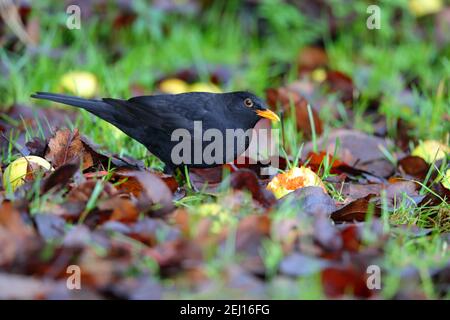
xmin=0 ymin=0 xmax=449 ymax=299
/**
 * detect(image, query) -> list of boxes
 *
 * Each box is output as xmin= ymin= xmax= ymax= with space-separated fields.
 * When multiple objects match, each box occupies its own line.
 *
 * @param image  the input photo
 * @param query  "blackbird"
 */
xmin=31 ymin=91 xmax=280 ymax=173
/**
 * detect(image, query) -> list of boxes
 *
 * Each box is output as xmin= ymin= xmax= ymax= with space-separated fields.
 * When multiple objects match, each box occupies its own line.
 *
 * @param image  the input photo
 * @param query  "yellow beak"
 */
xmin=255 ymin=109 xmax=280 ymax=122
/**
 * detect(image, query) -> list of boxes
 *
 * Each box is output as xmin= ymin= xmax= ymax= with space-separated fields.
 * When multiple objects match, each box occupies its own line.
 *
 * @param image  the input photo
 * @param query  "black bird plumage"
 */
xmin=31 ymin=91 xmax=279 ymax=173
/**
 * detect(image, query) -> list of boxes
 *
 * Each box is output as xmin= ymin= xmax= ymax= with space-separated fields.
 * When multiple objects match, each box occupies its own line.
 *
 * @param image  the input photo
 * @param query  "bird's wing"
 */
xmin=125 ymin=93 xmax=215 ymax=132
xmin=99 ymin=94 xmax=215 ymax=149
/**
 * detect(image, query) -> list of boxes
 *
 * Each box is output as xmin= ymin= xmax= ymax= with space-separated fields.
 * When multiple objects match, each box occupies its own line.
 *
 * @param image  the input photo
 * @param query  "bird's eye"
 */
xmin=244 ymin=98 xmax=254 ymax=108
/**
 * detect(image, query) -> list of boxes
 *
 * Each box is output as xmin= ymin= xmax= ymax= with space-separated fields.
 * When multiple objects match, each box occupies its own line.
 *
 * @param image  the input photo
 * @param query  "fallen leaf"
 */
xmin=222 ymin=265 xmax=266 ymax=299
xmin=25 ymin=137 xmax=47 ymax=157
xmin=67 ymin=180 xmax=117 ymax=204
xmin=143 ymin=239 xmax=202 ymax=275
xmin=151 ymin=171 xmax=179 ymax=193
xmin=322 ymin=70 xmax=354 ymax=103
xmin=339 ymin=224 xmax=362 ymax=252
xmin=313 ymin=216 xmax=342 ymax=251
xmin=281 ymin=186 xmax=337 ymax=218
xmin=330 ymin=195 xmax=381 ymax=223
xmin=98 ymin=196 xmax=139 ymax=223
xmin=303 ymin=129 xmax=395 ymax=178
xmin=383 ymin=180 xmax=419 ymax=207
xmin=62 ymin=225 xmax=97 ymax=251
xmin=126 ymin=217 xmax=180 ymax=246
xmin=45 ymin=129 xmax=93 ymax=169
xmin=0 ymin=201 xmax=34 ymax=237
xmin=336 ymin=183 xmax=381 ymax=201
xmin=337 ymin=180 xmax=419 ymax=207
xmin=80 ymin=135 xmax=145 ymax=170
xmin=34 ymin=213 xmax=66 ymax=241
xmin=121 ymin=170 xmax=174 ymax=216
xmin=189 ymin=165 xmax=232 ymax=193
xmin=398 ymin=155 xmax=429 ymax=180
xmin=306 ymin=151 xmax=379 ymax=179
xmin=321 ymin=265 xmax=373 ymax=298
xmin=106 ymin=275 xmax=162 ymax=300
xmin=0 ymin=273 xmax=65 ymax=299
xmin=218 ymin=214 xmax=271 ymax=275
xmin=279 ymin=253 xmax=329 ymax=277
xmin=41 ymin=162 xmax=79 ymax=193
xmin=76 ymin=247 xmax=115 ymax=288
xmin=229 ymin=169 xmax=276 ymax=208
xmin=0 ymin=201 xmax=40 ymax=267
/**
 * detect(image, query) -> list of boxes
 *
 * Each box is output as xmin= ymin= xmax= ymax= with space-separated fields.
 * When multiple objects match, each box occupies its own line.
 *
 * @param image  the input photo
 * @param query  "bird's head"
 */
xmin=227 ymin=91 xmax=280 ymax=124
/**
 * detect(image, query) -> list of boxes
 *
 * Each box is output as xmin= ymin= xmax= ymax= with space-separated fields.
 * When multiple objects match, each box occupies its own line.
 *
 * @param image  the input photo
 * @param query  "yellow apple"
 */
xmin=442 ymin=169 xmax=450 ymax=190
xmin=60 ymin=71 xmax=98 ymax=98
xmin=188 ymin=82 xmax=222 ymax=93
xmin=411 ymin=140 xmax=449 ymax=163
xmin=267 ymin=166 xmax=326 ymax=199
xmin=409 ymin=0 xmax=442 ymax=17
xmin=3 ymin=156 xmax=53 ymax=191
xmin=158 ymin=78 xmax=189 ymax=94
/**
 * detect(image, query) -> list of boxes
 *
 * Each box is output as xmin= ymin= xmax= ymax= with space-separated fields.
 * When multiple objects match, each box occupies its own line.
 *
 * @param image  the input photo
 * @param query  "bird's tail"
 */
xmin=31 ymin=92 xmax=151 ymax=150
xmin=31 ymin=92 xmax=108 ymax=114
xmin=31 ymin=92 xmax=120 ymax=125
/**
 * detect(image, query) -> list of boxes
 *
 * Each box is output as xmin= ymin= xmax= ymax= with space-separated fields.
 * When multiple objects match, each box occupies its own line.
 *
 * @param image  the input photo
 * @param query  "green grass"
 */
xmin=1 ymin=0 xmax=449 ymax=299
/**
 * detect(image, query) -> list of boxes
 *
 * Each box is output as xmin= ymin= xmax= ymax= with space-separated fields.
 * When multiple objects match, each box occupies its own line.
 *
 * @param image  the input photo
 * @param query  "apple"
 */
xmin=411 ymin=140 xmax=449 ymax=163
xmin=60 ymin=71 xmax=98 ymax=98
xmin=267 ymin=166 xmax=326 ymax=199
xmin=3 ymin=156 xmax=53 ymax=191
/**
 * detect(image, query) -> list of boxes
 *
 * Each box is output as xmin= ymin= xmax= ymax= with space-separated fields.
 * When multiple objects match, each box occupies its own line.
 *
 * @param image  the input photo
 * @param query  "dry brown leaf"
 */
xmin=330 ymin=195 xmax=381 ymax=223
xmin=45 ymin=129 xmax=93 ymax=169
xmin=99 ymin=196 xmax=139 ymax=223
